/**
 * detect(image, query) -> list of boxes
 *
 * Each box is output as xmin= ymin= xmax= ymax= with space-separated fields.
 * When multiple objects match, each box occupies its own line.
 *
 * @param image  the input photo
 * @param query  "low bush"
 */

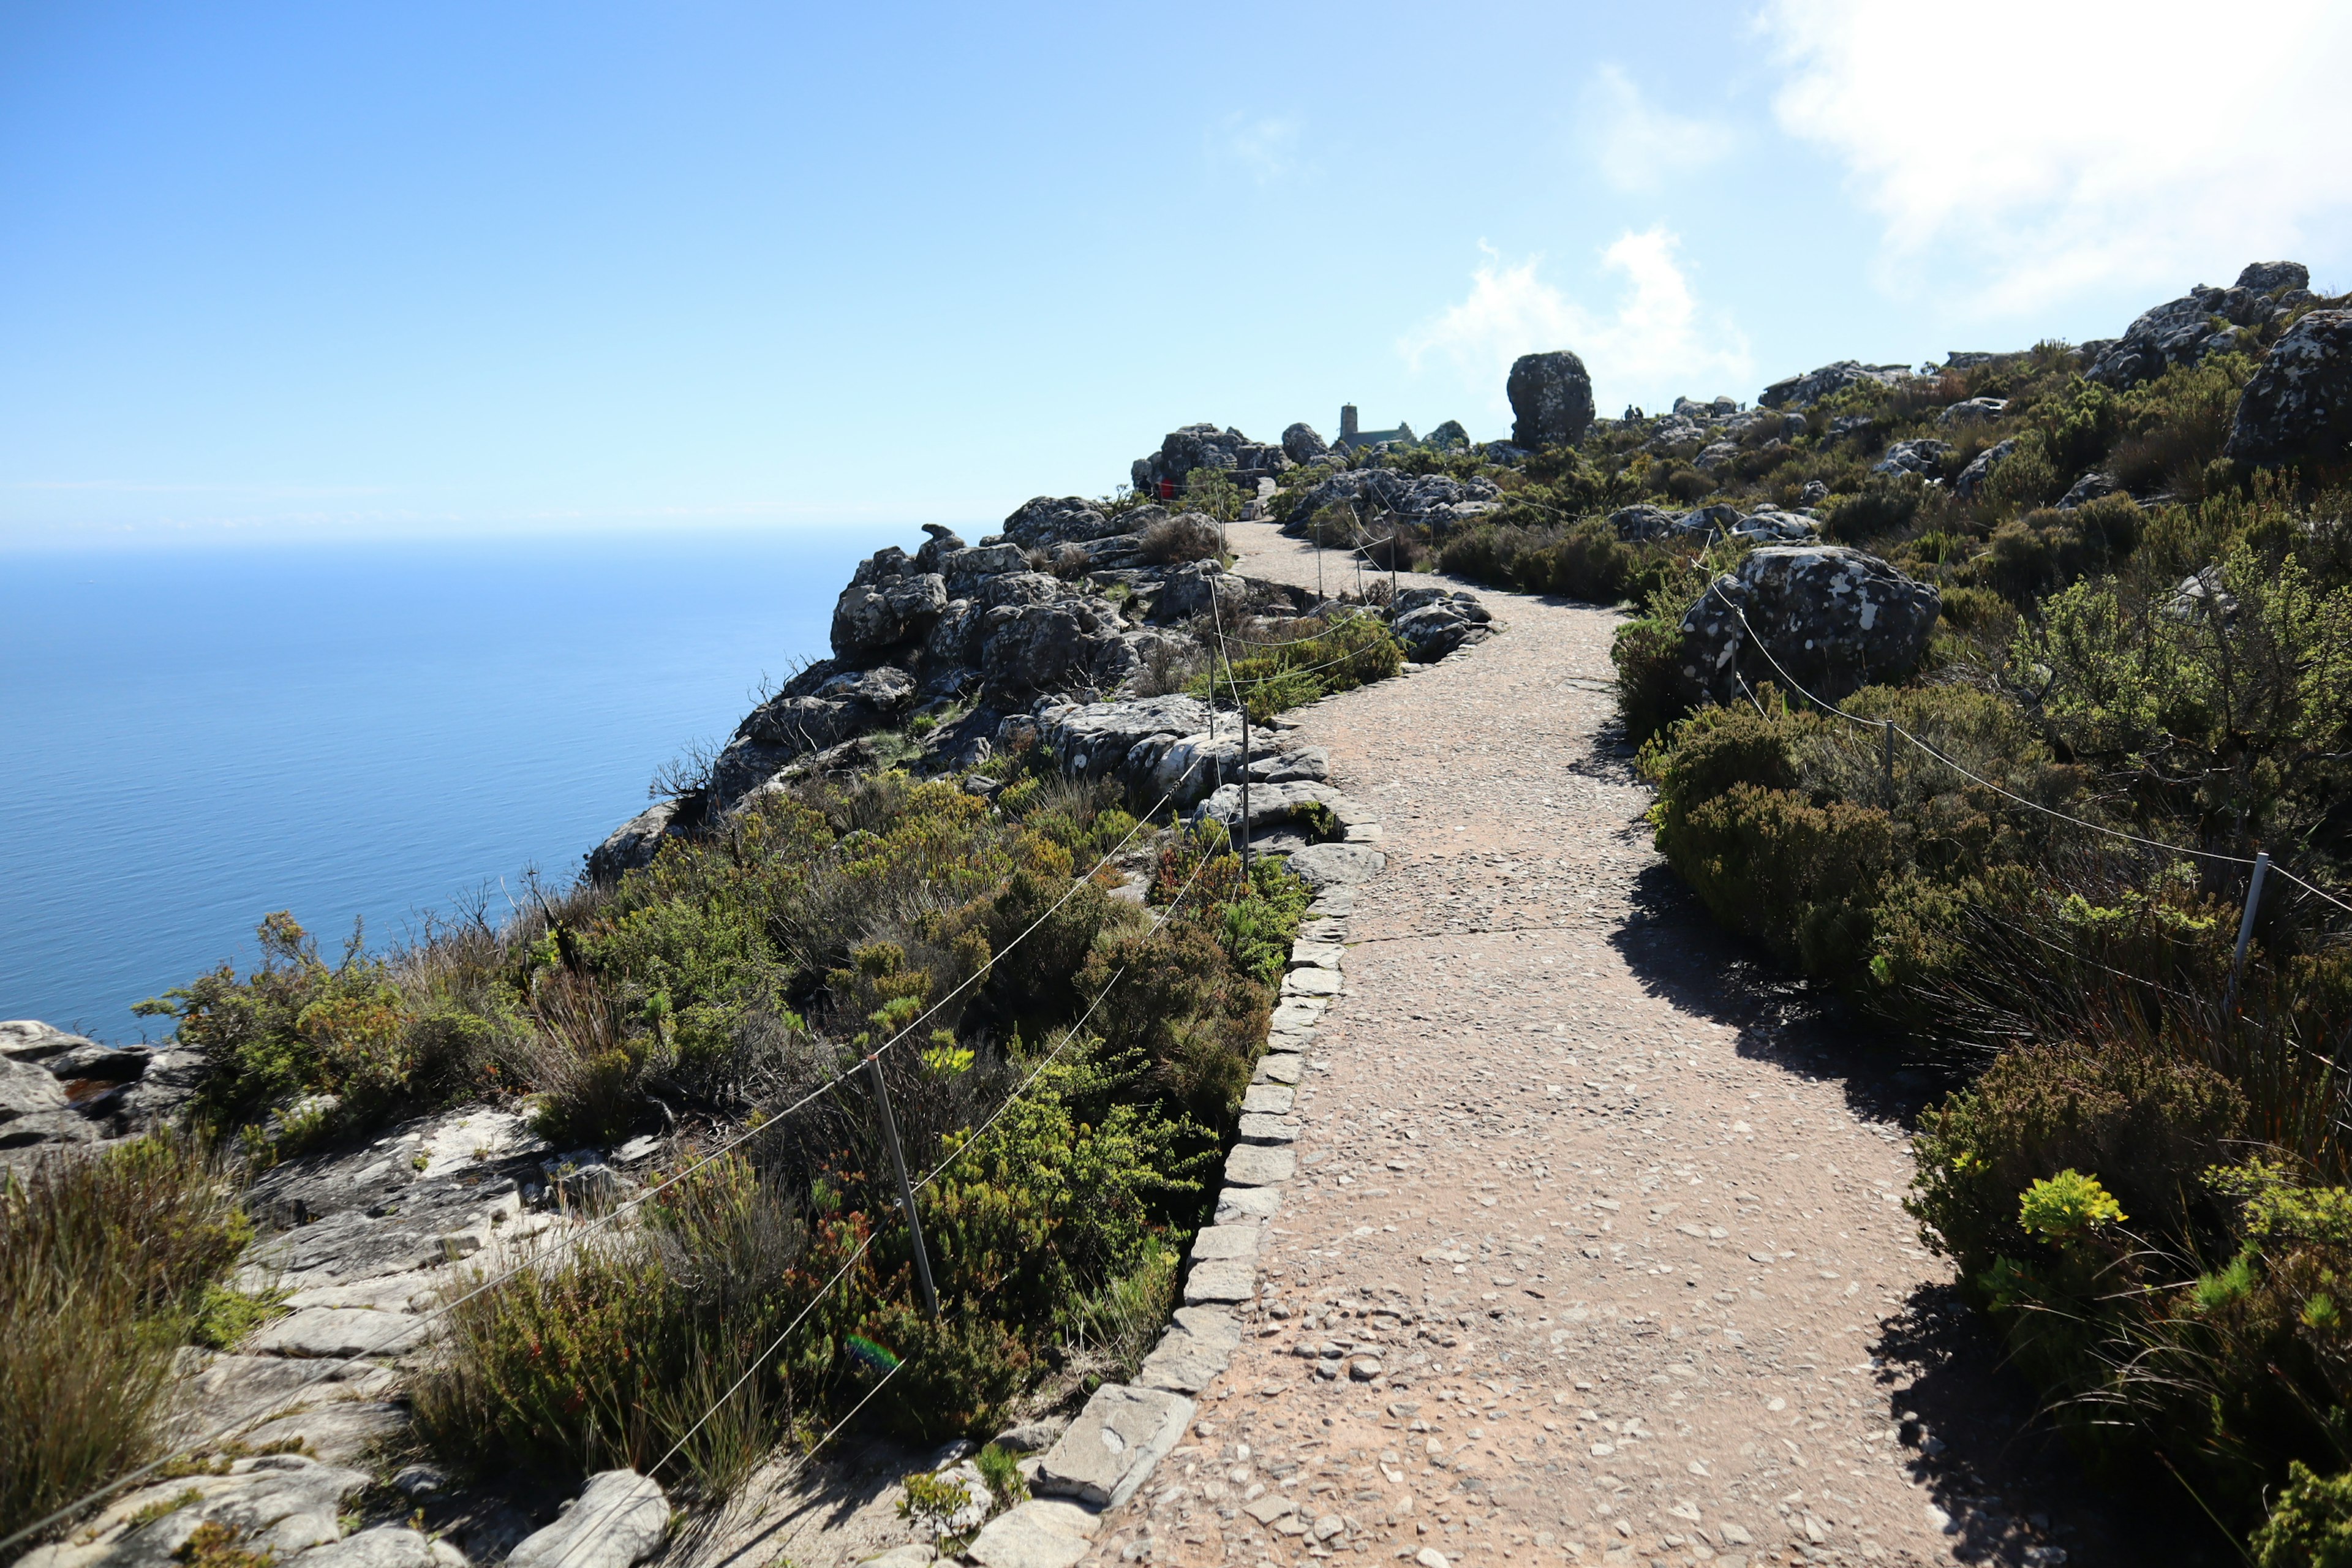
xmin=1139 ymin=513 xmax=1222 ymax=565
xmin=1188 ymin=613 xmax=1402 ymax=722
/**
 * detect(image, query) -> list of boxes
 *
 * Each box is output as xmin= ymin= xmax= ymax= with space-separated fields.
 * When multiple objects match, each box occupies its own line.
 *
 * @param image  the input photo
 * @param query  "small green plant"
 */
xmin=973 ymin=1443 xmax=1027 ymax=1512
xmin=174 ymin=1520 xmax=276 ymax=1568
xmin=191 ymin=1283 xmax=290 ymax=1350
xmin=2017 ymin=1170 xmax=2125 ymax=1240
xmin=124 ymin=1488 xmax=205 ymax=1532
xmin=898 ymin=1470 xmax=974 ymax=1534
xmin=2195 ymin=1251 xmax=2258 ymax=1313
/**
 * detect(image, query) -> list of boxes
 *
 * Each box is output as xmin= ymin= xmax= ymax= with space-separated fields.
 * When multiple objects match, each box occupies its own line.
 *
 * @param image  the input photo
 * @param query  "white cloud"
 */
xmin=1583 ymin=65 xmax=1730 ymax=192
xmin=1759 ymin=0 xmax=2352 ymax=314
xmin=1212 ymin=113 xmax=1304 ymax=185
xmin=1401 ymin=230 xmax=1754 ymax=417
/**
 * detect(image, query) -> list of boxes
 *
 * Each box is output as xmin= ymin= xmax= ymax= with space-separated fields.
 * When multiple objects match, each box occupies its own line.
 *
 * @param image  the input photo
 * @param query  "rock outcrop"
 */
xmin=2086 ymin=262 xmax=2314 ymax=389
xmin=1389 ymin=587 xmax=1493 ymax=660
xmin=1953 ymin=439 xmax=2018 ymax=500
xmin=1760 ymin=361 xmax=1914 ymax=409
xmin=1280 ymin=423 xmax=1329 ymax=464
xmin=1276 ymin=468 xmax=1501 ymax=535
xmin=1678 ymin=546 xmax=1940 ymax=708
xmin=1129 ymin=426 xmax=1286 ymax=496
xmin=3 ymin=1020 xmax=201 ymax=1162
xmin=1506 ymin=351 xmax=1594 ymax=450
xmin=2224 ymin=309 xmax=2352 ymax=470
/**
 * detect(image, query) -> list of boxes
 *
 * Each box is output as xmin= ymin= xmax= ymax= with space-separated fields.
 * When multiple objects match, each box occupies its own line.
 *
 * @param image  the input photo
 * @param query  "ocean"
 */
xmin=1 ymin=526 xmax=907 ymax=1040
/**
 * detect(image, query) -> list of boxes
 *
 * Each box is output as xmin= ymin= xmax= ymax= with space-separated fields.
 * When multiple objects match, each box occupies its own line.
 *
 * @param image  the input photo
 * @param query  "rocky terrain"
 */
xmin=12 ymin=254 xmax=2352 ymax=1568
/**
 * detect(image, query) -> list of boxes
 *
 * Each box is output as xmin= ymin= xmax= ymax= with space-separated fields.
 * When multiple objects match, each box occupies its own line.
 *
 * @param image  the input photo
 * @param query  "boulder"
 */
xmin=1278 ymin=468 xmax=1501 ymax=537
xmin=1002 ymin=497 xmax=1132 ymax=551
xmin=1506 ymin=351 xmax=1595 ymax=448
xmin=300 ymin=1528 xmax=439 ymax=1568
xmin=1389 ymin=588 xmax=1494 ymax=659
xmin=1424 ymin=418 xmax=1471 ymax=449
xmin=1953 ymin=439 xmax=2018 ymax=501
xmin=1643 ymin=413 xmax=1711 ymax=450
xmin=1130 ymin=425 xmax=1285 ymax=496
xmin=1728 ymin=508 xmax=1819 ymax=543
xmin=1607 ymin=504 xmax=1678 ymax=542
xmin=1678 ymin=545 xmax=1940 ymax=708
xmin=1041 ymin=696 xmax=1216 ymax=785
xmin=2054 ymin=470 xmax=2120 ymax=510
xmin=913 ymin=524 xmax=967 ymax=574
xmin=939 ymin=543 xmax=1031 ymax=600
xmin=2086 ymin=269 xmax=2306 ymax=388
xmin=505 ymin=1471 xmax=668 ymax=1568
xmin=1694 ymin=440 xmax=1740 ymax=472
xmin=42 ymin=1042 xmax=153 ymax=1083
xmin=1150 ymin=559 xmax=1250 ymax=624
xmin=1939 ymin=397 xmax=2008 ymax=424
xmin=2223 ymin=310 xmax=2352 ymax=470
xmin=1872 ymin=438 xmax=1950 ymax=478
xmin=1673 ymin=502 xmax=1744 ymax=538
xmin=2 ymin=1020 xmax=91 ymax=1062
xmin=831 ymin=549 xmax=949 ymax=657
xmin=1281 ymin=423 xmax=1329 ymax=464
xmin=1759 ymin=361 xmax=1912 ymax=409
xmin=2238 ymin=261 xmax=2311 ymax=295
xmin=979 ymin=599 xmax=1133 ymax=696
xmin=710 ymin=663 xmax=921 ymax=803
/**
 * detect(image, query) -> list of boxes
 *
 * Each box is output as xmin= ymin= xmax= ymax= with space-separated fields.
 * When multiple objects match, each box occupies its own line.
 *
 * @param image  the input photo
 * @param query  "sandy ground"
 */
xmin=1069 ymin=526 xmax=2150 ymax=1568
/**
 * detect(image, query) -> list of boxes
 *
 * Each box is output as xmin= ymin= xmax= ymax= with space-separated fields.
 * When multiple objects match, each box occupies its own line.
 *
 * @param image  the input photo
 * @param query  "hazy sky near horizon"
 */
xmin=6 ymin=1 xmax=2350 ymax=547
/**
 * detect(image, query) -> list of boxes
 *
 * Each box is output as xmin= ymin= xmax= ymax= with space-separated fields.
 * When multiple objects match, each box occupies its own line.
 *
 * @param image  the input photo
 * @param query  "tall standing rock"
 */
xmin=1506 ymin=351 xmax=1594 ymax=450
xmin=2224 ymin=310 xmax=2352 ymax=471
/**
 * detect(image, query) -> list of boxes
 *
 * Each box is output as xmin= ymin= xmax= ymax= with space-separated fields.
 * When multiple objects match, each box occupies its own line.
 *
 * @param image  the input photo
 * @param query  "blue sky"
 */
xmin=5 ymin=0 xmax=2349 ymax=546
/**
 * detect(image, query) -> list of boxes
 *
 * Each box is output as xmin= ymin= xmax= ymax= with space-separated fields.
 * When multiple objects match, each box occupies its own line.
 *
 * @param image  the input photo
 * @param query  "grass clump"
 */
xmin=1188 ymin=612 xmax=1402 ymax=722
xmin=1 ymin=1133 xmax=251 ymax=1545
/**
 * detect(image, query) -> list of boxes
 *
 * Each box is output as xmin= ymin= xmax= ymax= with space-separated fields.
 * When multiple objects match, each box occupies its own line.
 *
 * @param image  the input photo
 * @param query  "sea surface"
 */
xmin=1 ymin=526 xmax=903 ymax=1039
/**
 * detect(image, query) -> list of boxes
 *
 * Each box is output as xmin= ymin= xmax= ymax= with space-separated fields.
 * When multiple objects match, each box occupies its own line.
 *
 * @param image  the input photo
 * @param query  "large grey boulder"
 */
xmin=1872 ymin=438 xmax=1950 ymax=478
xmin=979 ymin=598 xmax=1131 ymax=696
xmin=1759 ymin=361 xmax=1912 ymax=409
xmin=1390 ymin=589 xmax=1493 ymax=658
xmin=1728 ymin=508 xmax=1819 ymax=543
xmin=2086 ymin=266 xmax=2309 ymax=388
xmin=1003 ymin=497 xmax=1133 ymax=551
xmin=1150 ymin=559 xmax=1249 ymax=624
xmin=1953 ymin=439 xmax=2019 ymax=501
xmin=710 ymin=663 xmax=920 ymax=804
xmin=1281 ymin=422 xmax=1329 ymax=464
xmin=1042 ymin=696 xmax=1215 ymax=782
xmin=2239 ymin=260 xmax=2310 ymax=295
xmin=831 ymin=548 xmax=949 ymax=657
xmin=1608 ymin=504 xmax=1678 ymax=542
xmin=1939 ymin=397 xmax=2008 ymax=424
xmin=506 ymin=1471 xmax=668 ymax=1568
xmin=940 ymin=543 xmax=1030 ymax=599
xmin=1678 ymin=545 xmax=1940 ymax=708
xmin=2224 ymin=310 xmax=2352 ymax=470
xmin=1506 ymin=350 xmax=1594 ymax=449
xmin=1131 ymin=425 xmax=1286 ymax=496
xmin=1278 ymin=468 xmax=1500 ymax=537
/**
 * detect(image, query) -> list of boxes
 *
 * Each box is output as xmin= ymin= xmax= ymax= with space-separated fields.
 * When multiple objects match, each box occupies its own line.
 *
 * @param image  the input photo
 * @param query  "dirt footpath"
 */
xmin=1072 ymin=526 xmax=2141 ymax=1568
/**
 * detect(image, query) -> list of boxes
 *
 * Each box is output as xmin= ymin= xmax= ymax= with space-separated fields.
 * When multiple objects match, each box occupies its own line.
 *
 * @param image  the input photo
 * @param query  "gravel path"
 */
xmin=1073 ymin=526 xmax=2135 ymax=1568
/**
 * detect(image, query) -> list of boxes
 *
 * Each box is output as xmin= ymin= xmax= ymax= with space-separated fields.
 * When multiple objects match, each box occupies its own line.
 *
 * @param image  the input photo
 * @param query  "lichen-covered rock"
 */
xmin=2223 ymin=309 xmax=2352 ymax=470
xmin=1872 ymin=438 xmax=1950 ymax=478
xmin=831 ymin=548 xmax=948 ymax=657
xmin=1150 ymin=559 xmax=1250 ymax=624
xmin=1041 ymin=696 xmax=1214 ymax=783
xmin=1939 ymin=397 xmax=2008 ymax=424
xmin=1390 ymin=587 xmax=1493 ymax=660
xmin=938 ymin=542 xmax=1030 ymax=599
xmin=1506 ymin=350 xmax=1594 ymax=449
xmin=2054 ymin=470 xmax=2119 ymax=509
xmin=1953 ymin=439 xmax=2018 ymax=500
xmin=585 ymin=799 xmax=686 ymax=883
xmin=1678 ymin=545 xmax=1940 ymax=708
xmin=1278 ymin=468 xmax=1500 ymax=537
xmin=1281 ymin=422 xmax=1329 ymax=464
xmin=1759 ymin=360 xmax=1913 ymax=409
xmin=1001 ymin=496 xmax=1131 ymax=551
xmin=979 ymin=599 xmax=1132 ymax=695
xmin=1 ymin=1054 xmax=70 ymax=1123
xmin=1129 ymin=425 xmax=1286 ymax=496
xmin=1728 ymin=508 xmax=1819 ymax=543
xmin=1608 ymin=504 xmax=1678 ymax=542
xmin=2086 ymin=265 xmax=2309 ymax=388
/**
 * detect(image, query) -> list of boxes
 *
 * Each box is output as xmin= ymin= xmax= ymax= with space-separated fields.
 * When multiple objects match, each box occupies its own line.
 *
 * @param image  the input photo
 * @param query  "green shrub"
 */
xmin=1610 ymin=617 xmax=1687 ymax=743
xmin=1186 ymin=614 xmax=1402 ymax=722
xmin=2 ymin=1133 xmax=251 ymax=1544
xmin=2255 ymin=1461 xmax=2352 ymax=1567
xmin=1825 ymin=472 xmax=1926 ymax=542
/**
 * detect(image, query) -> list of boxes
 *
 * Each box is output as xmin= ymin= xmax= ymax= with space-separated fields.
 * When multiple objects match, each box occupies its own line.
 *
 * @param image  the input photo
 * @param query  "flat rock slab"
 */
xmin=1253 ymin=1054 xmax=1304 ymax=1086
xmin=238 ymin=1401 xmax=410 ymax=1464
xmin=1183 ymin=1257 xmax=1257 ymax=1305
xmin=1224 ymin=1144 xmax=1296 ymax=1186
xmin=964 ymin=1503 xmax=1091 ymax=1568
xmin=1240 ymin=1084 xmax=1295 ymax=1115
xmin=1287 ymin=941 xmax=1345 ymax=970
xmin=1188 ymin=1224 xmax=1261 ymax=1262
xmin=1286 ymin=843 xmax=1385 ymax=890
xmin=1270 ymin=1000 xmax=1329 ymax=1031
xmin=507 ymin=1469 xmax=668 ymax=1568
xmin=302 ymin=1528 xmax=437 ymax=1568
xmin=1033 ymin=1383 xmax=1193 ymax=1509
xmin=1306 ymin=888 xmax=1355 ymax=916
xmin=1135 ymin=1328 xmax=1238 ymax=1395
xmin=18 ymin=1457 xmax=375 ymax=1568
xmin=246 ymin=1306 xmax=428 ymax=1359
xmin=1235 ymin=1112 xmax=1300 ymax=1144
xmin=1215 ymin=1185 xmax=1282 ymax=1224
xmin=1280 ymin=968 xmax=1343 ymax=998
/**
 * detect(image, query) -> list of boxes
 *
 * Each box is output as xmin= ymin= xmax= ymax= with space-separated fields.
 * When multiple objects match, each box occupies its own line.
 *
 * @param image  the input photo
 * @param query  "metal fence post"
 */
xmin=865 ymin=1054 xmax=938 ymax=1318
xmin=2223 ymin=850 xmax=2271 ymax=1017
